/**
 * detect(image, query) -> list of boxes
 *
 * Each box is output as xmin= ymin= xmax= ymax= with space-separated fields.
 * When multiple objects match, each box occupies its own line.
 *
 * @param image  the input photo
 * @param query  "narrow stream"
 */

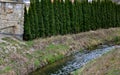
xmin=30 ymin=45 xmax=120 ymax=75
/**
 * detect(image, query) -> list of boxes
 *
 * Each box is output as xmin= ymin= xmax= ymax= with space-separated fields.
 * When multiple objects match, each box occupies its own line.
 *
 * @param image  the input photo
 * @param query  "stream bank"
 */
xmin=30 ymin=45 xmax=120 ymax=75
xmin=72 ymin=47 xmax=120 ymax=75
xmin=1 ymin=28 xmax=120 ymax=75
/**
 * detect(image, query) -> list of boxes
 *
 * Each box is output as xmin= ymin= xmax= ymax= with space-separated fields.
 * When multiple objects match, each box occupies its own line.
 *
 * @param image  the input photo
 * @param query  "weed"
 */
xmin=45 ymin=44 xmax=69 ymax=52
xmin=0 ymin=66 xmax=12 ymax=74
xmin=113 ymin=36 xmax=120 ymax=44
xmin=0 ymin=42 xmax=7 ymax=47
xmin=107 ymin=69 xmax=120 ymax=75
xmin=0 ymin=59 xmax=4 ymax=65
xmin=34 ymin=59 xmax=40 ymax=67
xmin=25 ymin=53 xmax=33 ymax=59
xmin=26 ymin=41 xmax=34 ymax=47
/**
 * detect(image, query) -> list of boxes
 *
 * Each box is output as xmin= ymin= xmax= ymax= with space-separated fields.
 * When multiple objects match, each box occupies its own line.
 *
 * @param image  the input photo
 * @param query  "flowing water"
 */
xmin=30 ymin=45 xmax=120 ymax=75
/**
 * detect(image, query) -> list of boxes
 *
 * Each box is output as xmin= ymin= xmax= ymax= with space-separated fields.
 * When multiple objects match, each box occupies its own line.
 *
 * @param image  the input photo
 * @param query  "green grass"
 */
xmin=26 ymin=41 xmax=34 ymax=47
xmin=25 ymin=53 xmax=33 ymax=59
xmin=107 ymin=69 xmax=120 ymax=75
xmin=46 ymin=44 xmax=69 ymax=51
xmin=0 ymin=42 xmax=7 ymax=47
xmin=43 ymin=54 xmax=64 ymax=64
xmin=34 ymin=59 xmax=40 ymax=68
xmin=0 ymin=59 xmax=4 ymax=65
xmin=0 ymin=66 xmax=12 ymax=74
xmin=112 ymin=36 xmax=120 ymax=44
xmin=32 ymin=44 xmax=68 ymax=64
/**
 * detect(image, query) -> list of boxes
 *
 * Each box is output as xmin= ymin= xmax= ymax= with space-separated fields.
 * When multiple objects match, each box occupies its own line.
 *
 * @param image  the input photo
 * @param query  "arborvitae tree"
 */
xmin=31 ymin=0 xmax=40 ymax=38
xmin=104 ymin=0 xmax=110 ymax=28
xmin=117 ymin=4 xmax=120 ymax=26
xmin=78 ymin=2 xmax=84 ymax=32
xmin=65 ymin=0 xmax=71 ymax=34
xmin=34 ymin=9 xmax=39 ymax=38
xmin=112 ymin=3 xmax=117 ymax=27
xmin=118 ymin=5 xmax=120 ymax=26
xmin=102 ymin=0 xmax=108 ymax=28
xmin=41 ymin=0 xmax=50 ymax=36
xmin=81 ymin=1 xmax=86 ymax=32
xmin=57 ymin=0 xmax=62 ymax=35
xmin=54 ymin=0 xmax=60 ymax=35
xmin=106 ymin=1 xmax=113 ymax=27
xmin=77 ymin=1 xmax=83 ymax=32
xmin=23 ymin=7 xmax=31 ymax=40
xmin=27 ymin=3 xmax=33 ymax=39
xmin=99 ymin=1 xmax=104 ymax=28
xmin=35 ymin=0 xmax=39 ymax=10
xmin=23 ymin=7 xmax=27 ymax=40
xmin=97 ymin=0 xmax=102 ymax=28
xmin=23 ymin=0 xmax=120 ymax=40
xmin=69 ymin=1 xmax=76 ymax=33
xmin=94 ymin=0 xmax=100 ymax=29
xmin=96 ymin=0 xmax=101 ymax=29
xmin=30 ymin=3 xmax=39 ymax=39
xmin=48 ymin=0 xmax=56 ymax=36
xmin=92 ymin=1 xmax=98 ymax=30
xmin=83 ymin=0 xmax=91 ymax=31
xmin=38 ymin=1 xmax=45 ymax=37
xmin=88 ymin=2 xmax=93 ymax=31
xmin=61 ymin=1 xmax=67 ymax=34
xmin=115 ymin=3 xmax=119 ymax=27
xmin=74 ymin=0 xmax=79 ymax=33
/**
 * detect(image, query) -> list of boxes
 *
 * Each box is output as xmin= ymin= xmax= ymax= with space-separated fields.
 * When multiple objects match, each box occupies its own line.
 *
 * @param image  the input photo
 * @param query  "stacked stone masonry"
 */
xmin=0 ymin=1 xmax=24 ymax=39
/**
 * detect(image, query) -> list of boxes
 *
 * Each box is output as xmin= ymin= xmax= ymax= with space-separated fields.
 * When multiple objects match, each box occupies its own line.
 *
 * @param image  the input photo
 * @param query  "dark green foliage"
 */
xmin=41 ymin=0 xmax=50 ymax=37
xmin=54 ymin=0 xmax=60 ymax=35
xmin=23 ymin=7 xmax=31 ymax=40
xmin=65 ymin=0 xmax=71 ymax=34
xmin=70 ymin=1 xmax=76 ymax=33
xmin=61 ymin=1 xmax=67 ymax=34
xmin=23 ymin=0 xmax=120 ymax=40
xmin=37 ymin=1 xmax=45 ymax=37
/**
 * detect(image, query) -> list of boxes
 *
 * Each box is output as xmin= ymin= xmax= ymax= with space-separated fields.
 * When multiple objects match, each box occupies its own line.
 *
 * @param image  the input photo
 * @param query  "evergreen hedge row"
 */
xmin=23 ymin=0 xmax=120 ymax=40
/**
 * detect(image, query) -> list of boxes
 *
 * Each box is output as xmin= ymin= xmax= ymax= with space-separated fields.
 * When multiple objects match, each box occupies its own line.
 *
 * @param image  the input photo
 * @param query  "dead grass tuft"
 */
xmin=33 ymin=28 xmax=120 ymax=51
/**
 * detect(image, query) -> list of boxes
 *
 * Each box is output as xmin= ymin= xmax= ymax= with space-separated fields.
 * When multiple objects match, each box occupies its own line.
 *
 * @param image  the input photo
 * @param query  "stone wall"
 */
xmin=0 ymin=2 xmax=24 ymax=40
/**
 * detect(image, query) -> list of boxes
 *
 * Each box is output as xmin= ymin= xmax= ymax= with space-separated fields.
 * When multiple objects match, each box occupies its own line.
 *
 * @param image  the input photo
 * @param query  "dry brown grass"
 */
xmin=33 ymin=28 xmax=120 ymax=52
xmin=73 ymin=48 xmax=120 ymax=75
